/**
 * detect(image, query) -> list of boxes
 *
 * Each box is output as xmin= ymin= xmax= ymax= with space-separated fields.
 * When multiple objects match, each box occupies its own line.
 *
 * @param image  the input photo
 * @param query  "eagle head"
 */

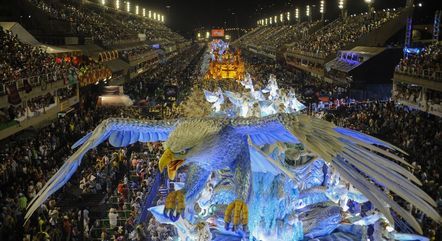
xmin=159 ymin=120 xmax=222 ymax=180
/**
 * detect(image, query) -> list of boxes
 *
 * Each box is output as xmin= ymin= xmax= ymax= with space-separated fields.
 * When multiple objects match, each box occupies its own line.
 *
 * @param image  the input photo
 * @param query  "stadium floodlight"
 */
xmin=149 ymin=10 xmax=152 ymax=19
xmin=206 ymin=31 xmax=210 ymax=39
xmin=101 ymin=0 xmax=106 ymax=6
xmin=126 ymin=2 xmax=130 ymax=12
xmin=287 ymin=12 xmax=290 ymax=21
xmin=115 ymin=0 xmax=120 ymax=10
xmin=274 ymin=15 xmax=277 ymax=23
xmin=197 ymin=33 xmax=201 ymax=38
xmin=280 ymin=13 xmax=284 ymax=22
xmin=270 ymin=17 xmax=273 ymax=24
xmin=143 ymin=8 xmax=145 ymax=17
xmin=295 ymin=8 xmax=299 ymax=19
xmin=306 ymin=5 xmax=310 ymax=16
xmin=153 ymin=12 xmax=157 ymax=20
xmin=365 ymin=0 xmax=373 ymax=12
xmin=320 ymin=0 xmax=325 ymax=14
xmin=265 ymin=18 xmax=268 ymax=25
xmin=161 ymin=15 xmax=164 ymax=22
xmin=135 ymin=5 xmax=139 ymax=15
xmin=338 ymin=0 xmax=345 ymax=9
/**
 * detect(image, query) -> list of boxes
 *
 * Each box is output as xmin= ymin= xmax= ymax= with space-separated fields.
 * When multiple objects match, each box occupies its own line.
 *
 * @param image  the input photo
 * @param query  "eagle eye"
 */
xmin=174 ymin=148 xmax=191 ymax=156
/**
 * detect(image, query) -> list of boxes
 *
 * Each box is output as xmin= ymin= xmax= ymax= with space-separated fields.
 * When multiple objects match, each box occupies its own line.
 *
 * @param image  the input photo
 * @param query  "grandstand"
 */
xmin=284 ymin=8 xmax=411 ymax=77
xmin=234 ymin=21 xmax=321 ymax=60
xmin=0 ymin=0 xmax=190 ymax=139
xmin=393 ymin=42 xmax=442 ymax=116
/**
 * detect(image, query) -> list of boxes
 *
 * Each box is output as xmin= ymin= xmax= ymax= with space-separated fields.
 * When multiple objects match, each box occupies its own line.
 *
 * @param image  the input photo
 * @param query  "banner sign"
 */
xmin=211 ymin=29 xmax=225 ymax=37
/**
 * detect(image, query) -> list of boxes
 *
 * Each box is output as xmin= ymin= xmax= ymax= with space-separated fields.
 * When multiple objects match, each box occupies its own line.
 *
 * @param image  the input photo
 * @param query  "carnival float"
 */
xmin=25 ymin=74 xmax=441 ymax=241
xmin=204 ymin=40 xmax=245 ymax=81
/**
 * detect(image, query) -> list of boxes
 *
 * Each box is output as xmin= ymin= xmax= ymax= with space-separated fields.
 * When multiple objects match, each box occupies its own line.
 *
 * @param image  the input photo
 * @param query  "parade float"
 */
xmin=25 ymin=74 xmax=441 ymax=241
xmin=204 ymin=40 xmax=245 ymax=81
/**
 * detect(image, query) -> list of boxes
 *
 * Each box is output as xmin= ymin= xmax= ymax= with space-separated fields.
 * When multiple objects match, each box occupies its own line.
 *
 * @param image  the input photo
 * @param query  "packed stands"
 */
xmin=393 ymin=42 xmax=442 ymax=116
xmin=28 ymin=0 xmax=137 ymax=45
xmin=27 ymin=0 xmax=187 ymax=48
xmin=0 ymin=27 xmax=73 ymax=86
xmin=236 ymin=21 xmax=320 ymax=58
xmin=287 ymin=9 xmax=402 ymax=58
xmin=395 ymin=42 xmax=442 ymax=81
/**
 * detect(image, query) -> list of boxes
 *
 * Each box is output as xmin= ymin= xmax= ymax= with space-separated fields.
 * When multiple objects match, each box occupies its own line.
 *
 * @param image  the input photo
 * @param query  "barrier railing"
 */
xmin=0 ymin=69 xmax=75 ymax=96
xmin=395 ymin=67 xmax=442 ymax=82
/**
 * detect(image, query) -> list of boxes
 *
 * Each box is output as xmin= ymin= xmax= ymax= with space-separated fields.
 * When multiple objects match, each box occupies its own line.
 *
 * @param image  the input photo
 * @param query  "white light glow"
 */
xmin=143 ymin=8 xmax=145 ymax=17
xmin=149 ymin=10 xmax=152 ymax=19
xmin=287 ymin=12 xmax=290 ymax=21
xmin=115 ymin=0 xmax=120 ymax=9
xmin=339 ymin=0 xmax=345 ymax=9
xmin=126 ymin=1 xmax=130 ymax=12
xmin=295 ymin=8 xmax=299 ymax=19
xmin=306 ymin=5 xmax=310 ymax=16
xmin=101 ymin=0 xmax=106 ymax=6
xmin=320 ymin=0 xmax=325 ymax=14
xmin=135 ymin=5 xmax=139 ymax=15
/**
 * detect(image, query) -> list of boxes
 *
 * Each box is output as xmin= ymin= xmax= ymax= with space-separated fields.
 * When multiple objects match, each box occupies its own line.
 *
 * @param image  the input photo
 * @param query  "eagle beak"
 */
xmin=159 ymin=148 xmax=185 ymax=180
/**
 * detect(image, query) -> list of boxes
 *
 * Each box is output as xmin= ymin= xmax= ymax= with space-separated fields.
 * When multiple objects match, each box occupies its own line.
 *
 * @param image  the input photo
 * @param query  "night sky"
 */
xmin=137 ymin=0 xmax=437 ymax=37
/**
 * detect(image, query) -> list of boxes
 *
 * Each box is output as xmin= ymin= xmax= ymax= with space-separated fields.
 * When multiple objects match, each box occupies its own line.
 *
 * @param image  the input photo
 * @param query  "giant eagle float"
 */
xmin=25 ymin=113 xmax=441 ymax=240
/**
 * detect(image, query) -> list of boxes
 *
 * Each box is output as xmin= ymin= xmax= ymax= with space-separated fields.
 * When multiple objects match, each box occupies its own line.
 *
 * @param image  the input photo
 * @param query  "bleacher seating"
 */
xmin=287 ymin=9 xmax=402 ymax=59
xmin=236 ymin=21 xmax=320 ymax=58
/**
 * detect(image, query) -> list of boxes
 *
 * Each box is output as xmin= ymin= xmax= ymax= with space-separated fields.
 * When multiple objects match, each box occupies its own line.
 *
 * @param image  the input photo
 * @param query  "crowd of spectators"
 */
xmin=119 ymin=45 xmax=155 ymax=62
xmin=26 ymin=93 xmax=55 ymax=114
xmin=0 ymin=41 xmax=201 ymax=240
xmin=0 ymin=27 xmax=71 ymax=85
xmin=0 ymin=103 xmax=147 ymax=241
xmin=238 ymin=21 xmax=319 ymax=54
xmin=29 ymin=0 xmax=136 ymax=45
xmin=124 ymin=43 xmax=205 ymax=116
xmin=395 ymin=42 xmax=442 ymax=81
xmin=288 ymin=9 xmax=401 ymax=58
xmin=318 ymin=101 xmax=442 ymax=240
xmin=56 ymin=85 xmax=77 ymax=102
xmin=28 ymin=0 xmax=186 ymax=47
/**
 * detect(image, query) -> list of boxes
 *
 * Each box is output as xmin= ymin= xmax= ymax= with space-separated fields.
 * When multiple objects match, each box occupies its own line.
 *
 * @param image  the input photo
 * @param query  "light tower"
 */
xmin=320 ymin=0 xmax=325 ymax=21
xmin=365 ymin=0 xmax=374 ymax=13
xmin=306 ymin=5 xmax=311 ymax=23
xmin=295 ymin=8 xmax=300 ymax=23
xmin=338 ymin=0 xmax=347 ymax=19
